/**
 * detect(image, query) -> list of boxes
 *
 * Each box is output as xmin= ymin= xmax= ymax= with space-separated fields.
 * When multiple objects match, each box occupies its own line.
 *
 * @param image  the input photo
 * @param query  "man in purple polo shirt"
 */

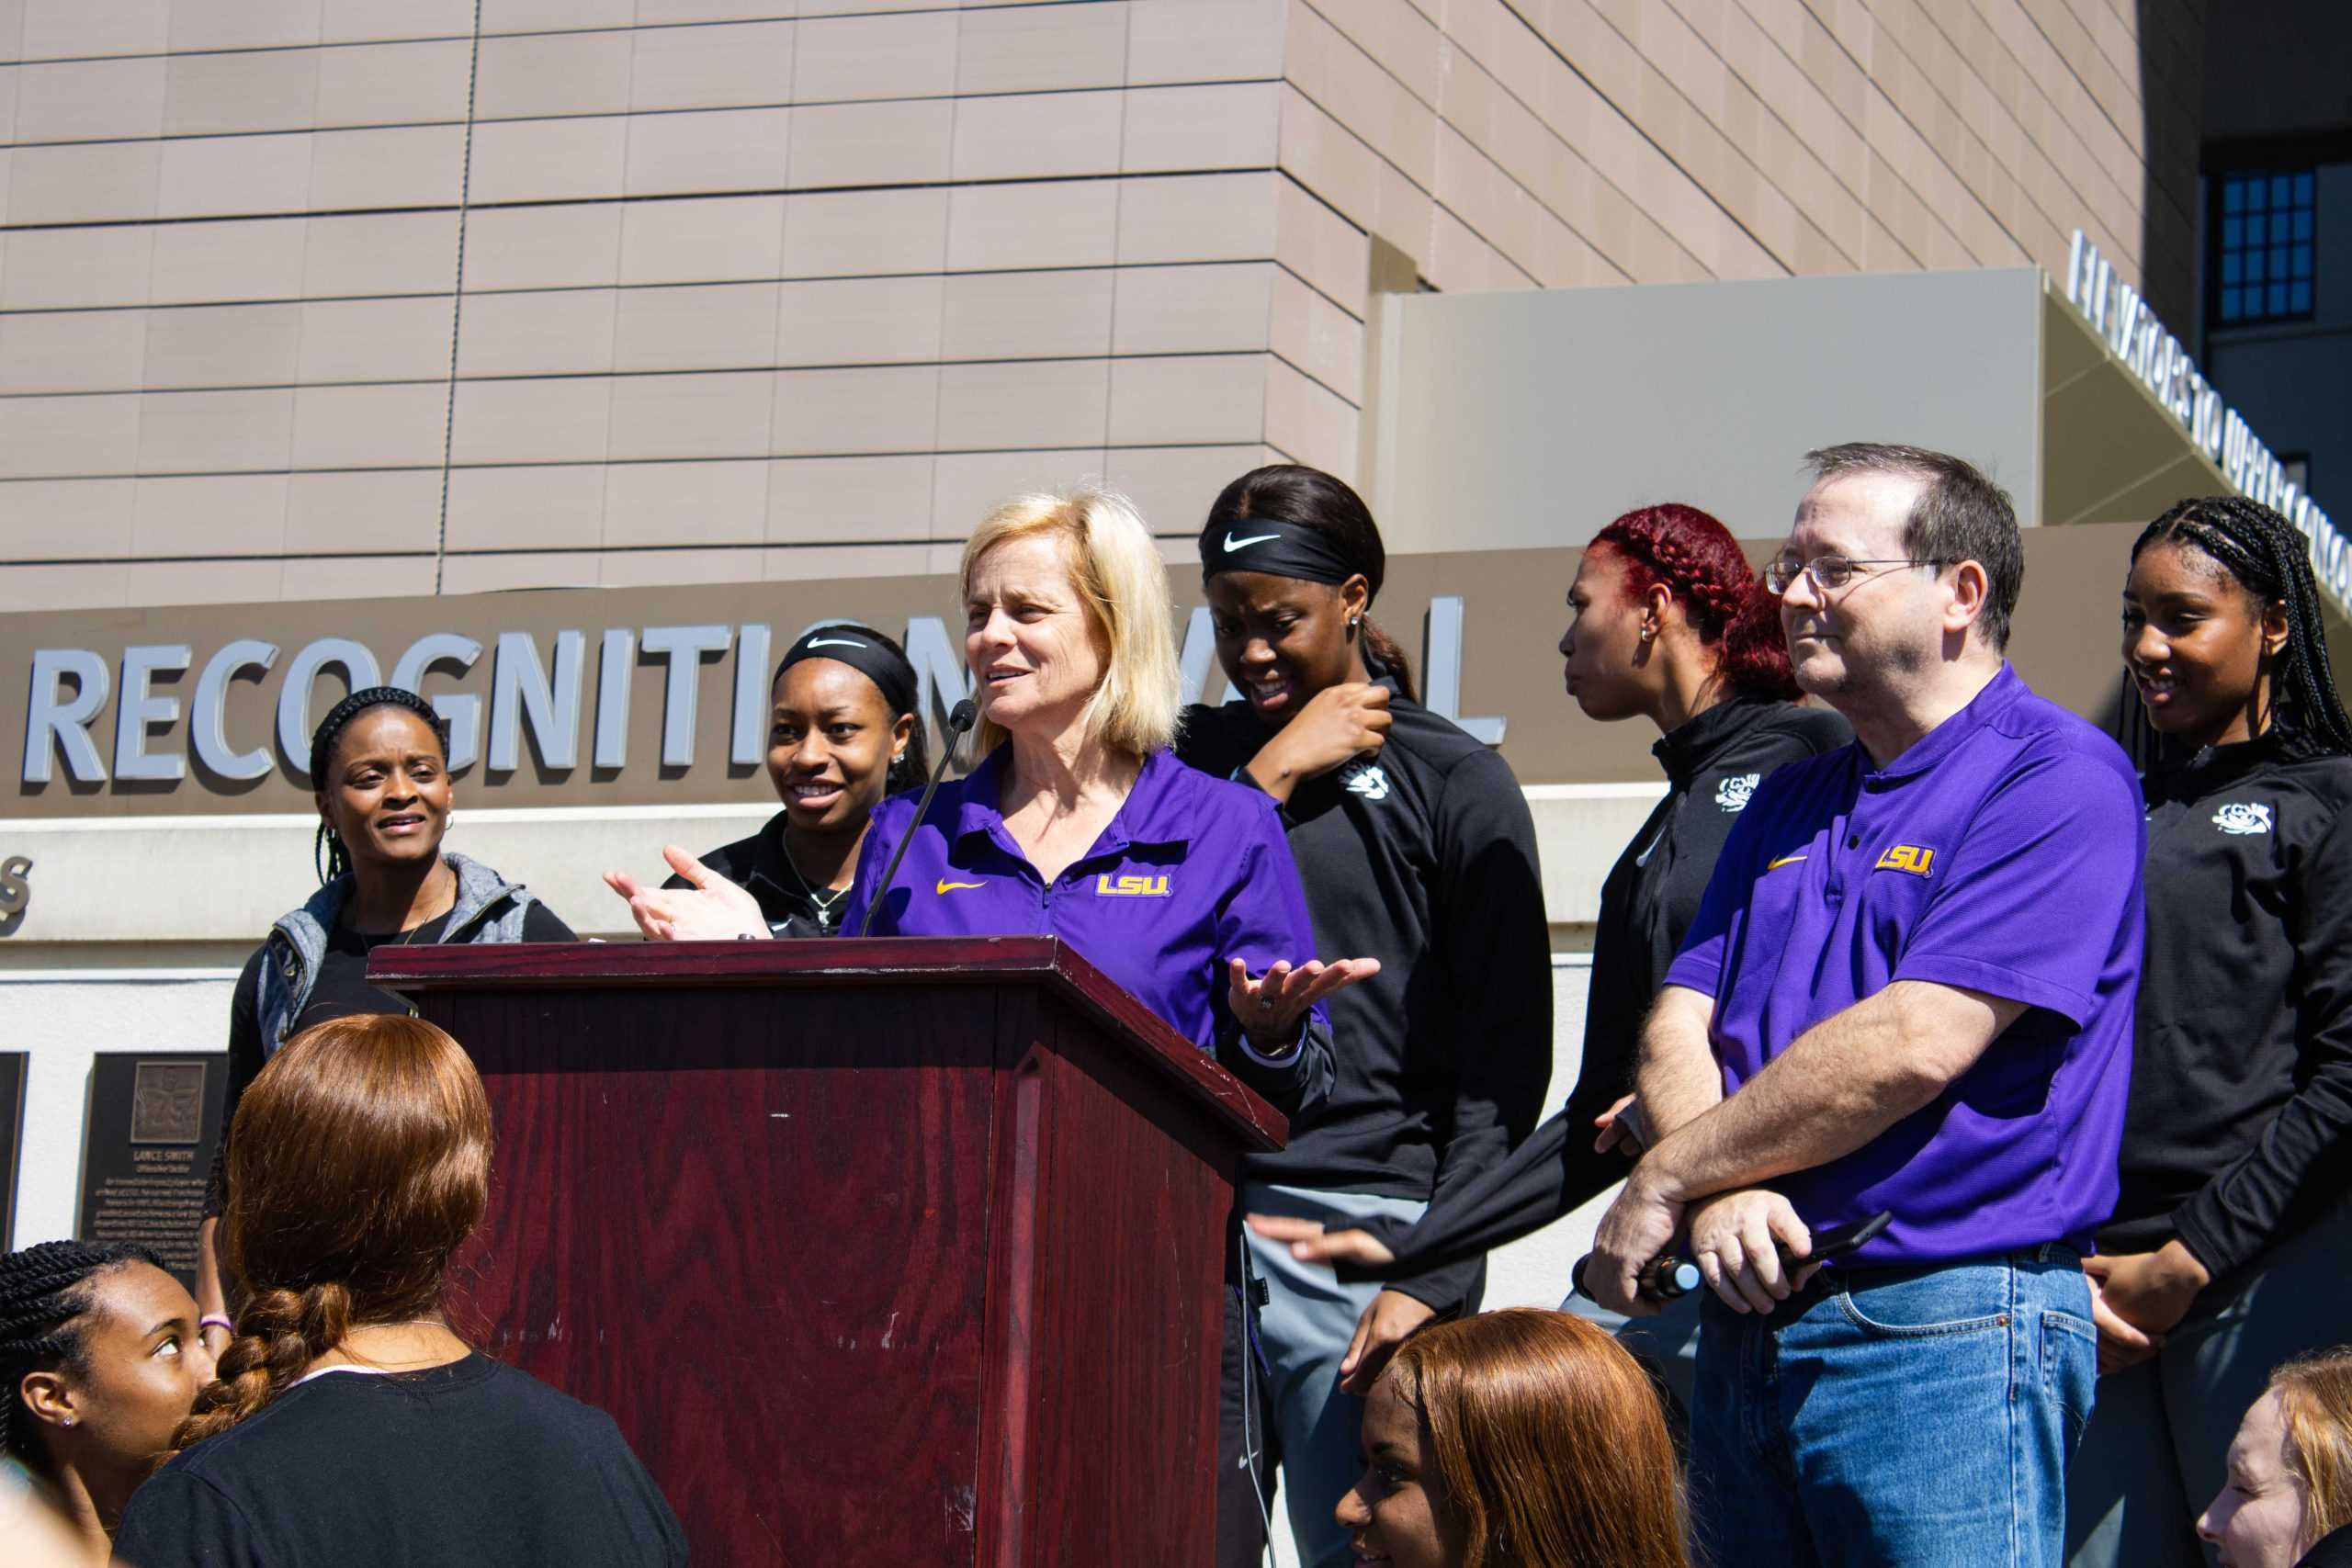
xmin=1589 ymin=444 xmax=2144 ymax=1567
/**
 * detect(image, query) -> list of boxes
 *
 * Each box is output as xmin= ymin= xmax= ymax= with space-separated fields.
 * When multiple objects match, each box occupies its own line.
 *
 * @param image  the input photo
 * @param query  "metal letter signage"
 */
xmin=2066 ymin=230 xmax=2350 ymax=615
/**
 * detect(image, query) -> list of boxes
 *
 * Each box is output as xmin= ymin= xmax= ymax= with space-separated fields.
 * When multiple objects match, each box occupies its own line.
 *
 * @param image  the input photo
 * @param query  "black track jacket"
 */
xmin=2100 ymin=736 xmax=2352 ymax=1279
xmin=1177 ymin=684 xmax=1552 ymax=1313
xmin=1335 ymin=694 xmax=1849 ymax=1281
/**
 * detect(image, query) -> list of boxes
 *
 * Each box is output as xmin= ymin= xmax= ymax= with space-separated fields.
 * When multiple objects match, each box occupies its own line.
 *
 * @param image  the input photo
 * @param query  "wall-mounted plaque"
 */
xmin=78 ymin=1054 xmax=228 ymax=1292
xmin=0 ymin=1053 xmax=25 ymax=1250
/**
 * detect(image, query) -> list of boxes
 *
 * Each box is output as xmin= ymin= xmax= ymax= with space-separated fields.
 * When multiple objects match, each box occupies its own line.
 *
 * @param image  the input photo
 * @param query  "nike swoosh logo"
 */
xmin=1767 ymin=854 xmax=1807 ymax=871
xmin=935 ymin=880 xmax=986 ymax=895
xmin=806 ymin=637 xmax=868 ymax=649
xmin=1223 ymin=531 xmax=1280 ymax=552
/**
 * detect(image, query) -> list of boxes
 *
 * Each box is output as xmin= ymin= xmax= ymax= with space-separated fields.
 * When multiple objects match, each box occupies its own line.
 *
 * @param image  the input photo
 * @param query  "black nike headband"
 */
xmin=775 ymin=626 xmax=921 ymax=720
xmin=1198 ymin=516 xmax=1362 ymax=585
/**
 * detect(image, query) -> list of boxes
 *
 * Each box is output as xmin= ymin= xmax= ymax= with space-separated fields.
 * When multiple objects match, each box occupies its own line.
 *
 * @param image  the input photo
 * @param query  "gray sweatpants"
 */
xmin=1237 ymin=1181 xmax=1431 ymax=1568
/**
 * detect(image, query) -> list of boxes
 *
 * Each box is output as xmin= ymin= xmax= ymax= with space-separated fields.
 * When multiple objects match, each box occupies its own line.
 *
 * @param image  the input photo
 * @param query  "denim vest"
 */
xmin=253 ymin=852 xmax=538 ymax=1056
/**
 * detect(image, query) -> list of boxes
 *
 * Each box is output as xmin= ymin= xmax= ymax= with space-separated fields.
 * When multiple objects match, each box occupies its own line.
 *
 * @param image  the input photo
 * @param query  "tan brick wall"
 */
xmin=0 ymin=0 xmax=2197 ymax=611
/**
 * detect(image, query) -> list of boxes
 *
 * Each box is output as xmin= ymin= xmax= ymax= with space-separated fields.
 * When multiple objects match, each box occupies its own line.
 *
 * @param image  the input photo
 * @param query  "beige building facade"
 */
xmin=0 ymin=0 xmax=2201 ymax=611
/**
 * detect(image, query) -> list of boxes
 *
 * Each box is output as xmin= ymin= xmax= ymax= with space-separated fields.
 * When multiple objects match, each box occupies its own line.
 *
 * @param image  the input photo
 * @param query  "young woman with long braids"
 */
xmin=1 ymin=1241 xmax=214 ymax=1561
xmin=1255 ymin=502 xmax=1848 ymax=1422
xmin=115 ymin=1015 xmax=684 ymax=1565
xmin=194 ymin=688 xmax=575 ymax=1358
xmin=1178 ymin=464 xmax=1555 ymax=1568
xmin=2064 ymin=497 xmax=2352 ymax=1568
xmin=605 ymin=622 xmax=930 ymax=938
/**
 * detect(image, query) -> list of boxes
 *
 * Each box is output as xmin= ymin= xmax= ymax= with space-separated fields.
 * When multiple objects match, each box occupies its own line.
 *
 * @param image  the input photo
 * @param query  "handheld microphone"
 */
xmin=1572 ymin=1252 xmax=1702 ymax=1304
xmin=1570 ymin=1211 xmax=1892 ymax=1306
xmin=855 ymin=697 xmax=978 ymax=938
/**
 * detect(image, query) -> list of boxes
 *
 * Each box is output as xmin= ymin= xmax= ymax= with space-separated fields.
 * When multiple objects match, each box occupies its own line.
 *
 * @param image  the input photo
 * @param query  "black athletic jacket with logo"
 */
xmin=1177 ymin=683 xmax=1552 ymax=1314
xmin=1333 ymin=694 xmax=1849 ymax=1280
xmin=2099 ymin=735 xmax=2352 ymax=1279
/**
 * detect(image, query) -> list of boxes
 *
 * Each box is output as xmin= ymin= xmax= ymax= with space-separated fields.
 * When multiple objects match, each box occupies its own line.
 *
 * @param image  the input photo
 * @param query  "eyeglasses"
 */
xmin=1763 ymin=555 xmax=1947 ymax=594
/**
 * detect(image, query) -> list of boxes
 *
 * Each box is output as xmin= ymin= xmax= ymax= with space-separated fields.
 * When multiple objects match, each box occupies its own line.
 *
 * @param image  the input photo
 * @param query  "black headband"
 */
xmin=1198 ymin=516 xmax=1362 ymax=585
xmin=775 ymin=626 xmax=920 ymax=719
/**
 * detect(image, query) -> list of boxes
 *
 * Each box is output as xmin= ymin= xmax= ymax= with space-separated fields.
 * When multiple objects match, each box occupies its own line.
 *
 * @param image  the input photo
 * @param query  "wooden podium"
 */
xmin=369 ymin=937 xmax=1284 ymax=1567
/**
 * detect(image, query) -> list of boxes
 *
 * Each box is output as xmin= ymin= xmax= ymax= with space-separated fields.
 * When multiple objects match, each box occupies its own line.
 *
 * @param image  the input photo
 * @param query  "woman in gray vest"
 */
xmin=191 ymin=687 xmax=575 ymax=1359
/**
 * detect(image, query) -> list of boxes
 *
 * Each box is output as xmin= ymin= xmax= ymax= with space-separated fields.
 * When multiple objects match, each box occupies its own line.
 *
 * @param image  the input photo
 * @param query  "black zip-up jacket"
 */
xmin=1177 ymin=684 xmax=1553 ymax=1314
xmin=1333 ymin=695 xmax=1849 ymax=1280
xmin=665 ymin=810 xmax=838 ymax=936
xmin=2098 ymin=736 xmax=2352 ymax=1279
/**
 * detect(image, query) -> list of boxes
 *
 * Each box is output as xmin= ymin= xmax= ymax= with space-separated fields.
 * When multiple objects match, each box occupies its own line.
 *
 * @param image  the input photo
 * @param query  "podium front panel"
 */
xmin=382 ymin=939 xmax=1282 ymax=1568
xmin=434 ymin=979 xmax=999 ymax=1564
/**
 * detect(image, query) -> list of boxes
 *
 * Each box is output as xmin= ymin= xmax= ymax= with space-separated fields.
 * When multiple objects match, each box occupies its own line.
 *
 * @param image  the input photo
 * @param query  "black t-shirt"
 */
xmin=663 ymin=810 xmax=846 ymax=937
xmin=1177 ymin=687 xmax=1554 ymax=1313
xmin=112 ymin=1353 xmax=687 ymax=1567
xmin=2101 ymin=736 xmax=2352 ymax=1277
xmin=292 ymin=901 xmax=578 ymax=1032
xmin=208 ymin=900 xmax=576 ymax=1218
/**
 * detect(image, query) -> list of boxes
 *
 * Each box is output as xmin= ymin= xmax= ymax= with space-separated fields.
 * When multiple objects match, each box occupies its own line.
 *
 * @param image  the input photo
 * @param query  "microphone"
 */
xmin=855 ymin=697 xmax=978 ymax=938
xmin=1571 ymin=1252 xmax=1702 ymax=1305
xmin=1569 ymin=1210 xmax=1892 ymax=1305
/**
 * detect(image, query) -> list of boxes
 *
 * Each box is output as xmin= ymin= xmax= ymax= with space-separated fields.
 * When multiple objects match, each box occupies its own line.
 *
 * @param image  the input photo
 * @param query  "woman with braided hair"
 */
xmin=115 ymin=1014 xmax=684 ymax=1565
xmin=2 ymin=1239 xmax=213 ymax=1559
xmin=194 ymin=688 xmax=575 ymax=1362
xmin=2067 ymin=497 xmax=2352 ymax=1568
xmin=1253 ymin=502 xmax=1848 ymax=1431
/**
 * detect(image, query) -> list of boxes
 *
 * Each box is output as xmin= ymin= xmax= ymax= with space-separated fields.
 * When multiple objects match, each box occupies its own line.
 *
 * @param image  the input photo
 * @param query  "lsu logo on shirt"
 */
xmin=1715 ymin=773 xmax=1760 ymax=813
xmin=1094 ymin=873 xmax=1171 ymax=897
xmin=1874 ymin=844 xmax=1936 ymax=877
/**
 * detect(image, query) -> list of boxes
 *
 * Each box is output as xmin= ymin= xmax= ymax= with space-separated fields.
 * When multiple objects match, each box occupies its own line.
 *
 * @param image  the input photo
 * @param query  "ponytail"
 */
xmin=1204 ymin=464 xmax=1419 ymax=703
xmin=172 ymin=1015 xmax=491 ymax=1455
xmin=172 ymin=1281 xmax=351 ymax=1450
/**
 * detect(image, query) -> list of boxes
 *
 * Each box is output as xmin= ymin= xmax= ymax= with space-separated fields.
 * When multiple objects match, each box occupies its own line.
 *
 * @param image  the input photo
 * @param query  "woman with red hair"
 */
xmin=1255 ymin=502 xmax=1847 ymax=1416
xmin=1340 ymin=1308 xmax=1691 ymax=1568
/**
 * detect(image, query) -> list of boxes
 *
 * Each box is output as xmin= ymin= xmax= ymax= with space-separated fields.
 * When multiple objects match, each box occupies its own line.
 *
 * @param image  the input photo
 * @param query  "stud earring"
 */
xmin=62 ymin=1416 xmax=75 ymax=1428
xmin=1640 ymin=624 xmax=1657 ymax=644
xmin=1348 ymin=615 xmax=1363 ymax=630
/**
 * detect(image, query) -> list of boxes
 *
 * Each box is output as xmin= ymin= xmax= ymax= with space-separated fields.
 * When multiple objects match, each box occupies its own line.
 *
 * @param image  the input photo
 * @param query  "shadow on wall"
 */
xmin=2135 ymin=0 xmax=2208 ymax=335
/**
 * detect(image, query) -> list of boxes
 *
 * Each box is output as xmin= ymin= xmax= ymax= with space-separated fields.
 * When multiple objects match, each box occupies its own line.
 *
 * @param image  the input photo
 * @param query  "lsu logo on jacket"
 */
xmin=1095 ymin=874 xmax=1171 ymax=897
xmin=1874 ymin=844 xmax=1935 ymax=877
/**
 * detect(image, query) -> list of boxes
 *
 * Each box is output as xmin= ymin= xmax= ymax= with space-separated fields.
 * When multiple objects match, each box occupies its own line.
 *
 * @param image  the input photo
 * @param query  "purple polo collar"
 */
xmin=952 ymin=744 xmax=1193 ymax=858
xmin=1862 ymin=663 xmax=2025 ymax=783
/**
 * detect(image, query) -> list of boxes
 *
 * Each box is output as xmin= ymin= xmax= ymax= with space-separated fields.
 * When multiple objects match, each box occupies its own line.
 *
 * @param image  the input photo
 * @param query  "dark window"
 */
xmin=2215 ymin=171 xmax=2316 ymax=324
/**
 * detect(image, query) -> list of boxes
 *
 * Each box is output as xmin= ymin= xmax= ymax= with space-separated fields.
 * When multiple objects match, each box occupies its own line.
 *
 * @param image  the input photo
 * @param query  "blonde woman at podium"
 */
xmin=627 ymin=485 xmax=1374 ymax=1117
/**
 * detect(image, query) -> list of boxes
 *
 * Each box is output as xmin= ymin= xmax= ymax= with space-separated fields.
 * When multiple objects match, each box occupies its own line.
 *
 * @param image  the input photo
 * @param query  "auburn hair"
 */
xmin=2274 ymin=1348 xmax=2352 ymax=1552
xmin=174 ymin=1014 xmax=492 ymax=1451
xmin=1590 ymin=504 xmax=1798 ymax=702
xmin=1382 ymin=1310 xmax=1690 ymax=1568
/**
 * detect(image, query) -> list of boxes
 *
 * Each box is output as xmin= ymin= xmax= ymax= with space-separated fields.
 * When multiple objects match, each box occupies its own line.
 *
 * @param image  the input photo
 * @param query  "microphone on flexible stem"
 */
xmin=856 ymin=697 xmax=978 ymax=938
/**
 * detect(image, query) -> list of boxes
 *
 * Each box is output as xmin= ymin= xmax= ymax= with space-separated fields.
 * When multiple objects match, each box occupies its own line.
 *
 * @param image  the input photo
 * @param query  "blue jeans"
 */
xmin=1691 ymin=1247 xmax=2098 ymax=1568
